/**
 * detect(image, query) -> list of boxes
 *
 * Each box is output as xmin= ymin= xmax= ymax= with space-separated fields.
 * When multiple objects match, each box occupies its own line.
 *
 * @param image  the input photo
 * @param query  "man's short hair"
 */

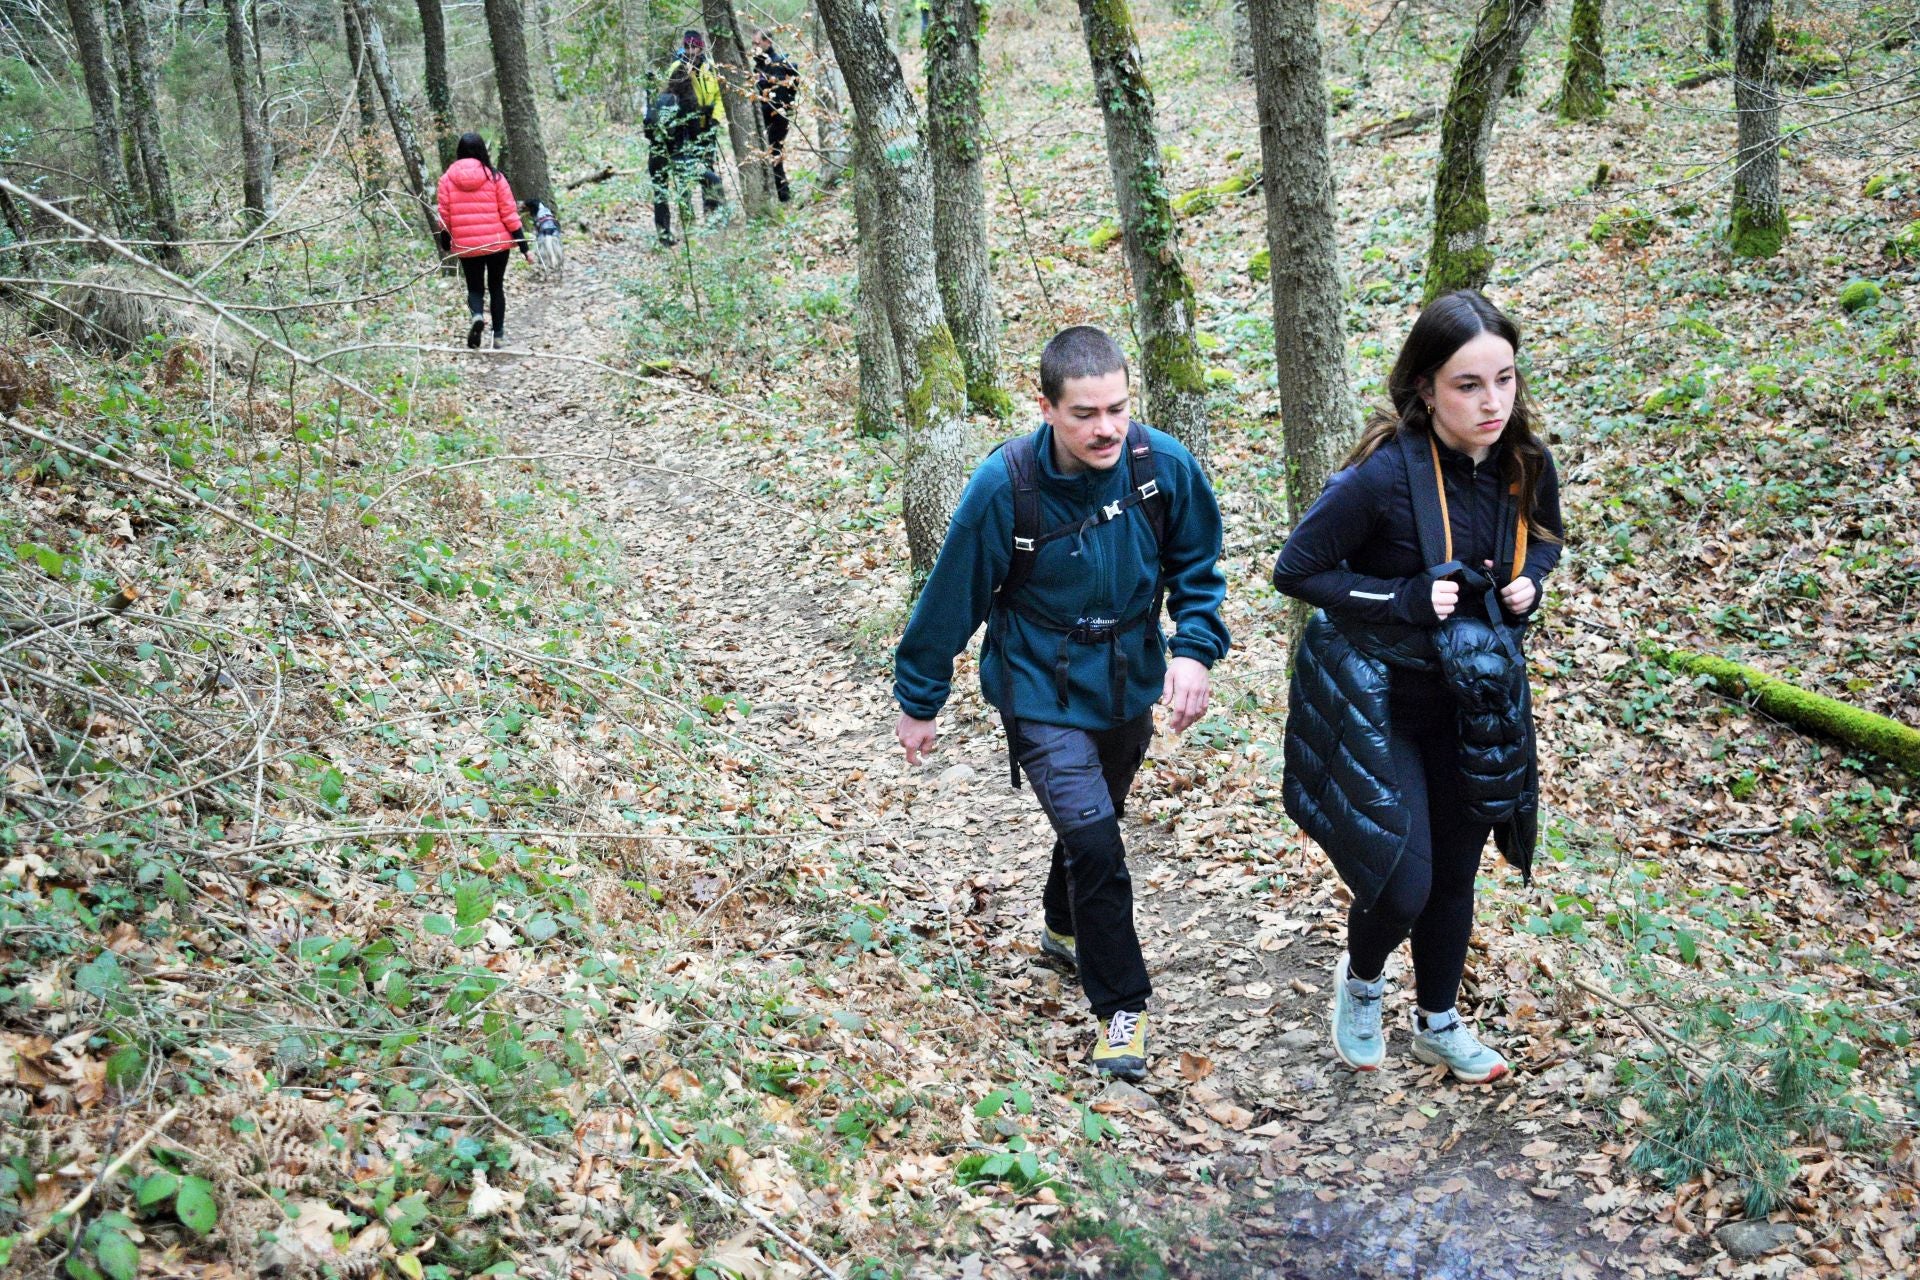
xmin=1039 ymin=326 xmax=1129 ymax=404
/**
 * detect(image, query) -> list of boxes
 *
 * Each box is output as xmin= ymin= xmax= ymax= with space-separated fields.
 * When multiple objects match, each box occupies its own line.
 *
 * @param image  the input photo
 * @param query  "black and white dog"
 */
xmin=526 ymin=200 xmax=563 ymax=282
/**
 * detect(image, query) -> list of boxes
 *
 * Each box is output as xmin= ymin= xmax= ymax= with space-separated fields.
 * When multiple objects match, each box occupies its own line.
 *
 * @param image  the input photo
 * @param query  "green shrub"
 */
xmin=1837 ymin=279 xmax=1882 ymax=313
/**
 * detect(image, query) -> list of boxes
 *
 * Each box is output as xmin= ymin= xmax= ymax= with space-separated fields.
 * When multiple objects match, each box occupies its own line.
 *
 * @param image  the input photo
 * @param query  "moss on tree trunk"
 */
xmin=1729 ymin=0 xmax=1787 ymax=258
xmin=1644 ymin=645 xmax=1920 ymax=776
xmin=1555 ymin=0 xmax=1608 ymax=121
xmin=483 ymin=0 xmax=553 ymax=209
xmin=415 ymin=0 xmax=458 ymax=167
xmin=1076 ymin=0 xmax=1210 ymax=467
xmin=1423 ymin=0 xmax=1547 ymax=301
xmin=928 ymin=0 xmax=1008 ymax=417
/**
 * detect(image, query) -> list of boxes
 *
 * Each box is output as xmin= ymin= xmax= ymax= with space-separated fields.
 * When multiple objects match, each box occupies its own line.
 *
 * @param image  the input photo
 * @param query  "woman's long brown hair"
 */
xmin=1345 ymin=290 xmax=1562 ymax=544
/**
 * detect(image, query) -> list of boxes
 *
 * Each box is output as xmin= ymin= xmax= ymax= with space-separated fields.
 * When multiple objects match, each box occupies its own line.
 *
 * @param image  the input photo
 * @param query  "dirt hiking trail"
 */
xmin=457 ymin=230 xmax=1658 ymax=1279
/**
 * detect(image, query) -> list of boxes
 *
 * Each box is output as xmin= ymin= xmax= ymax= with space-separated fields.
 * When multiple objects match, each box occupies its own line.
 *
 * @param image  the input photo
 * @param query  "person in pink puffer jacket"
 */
xmin=436 ymin=133 xmax=531 ymax=349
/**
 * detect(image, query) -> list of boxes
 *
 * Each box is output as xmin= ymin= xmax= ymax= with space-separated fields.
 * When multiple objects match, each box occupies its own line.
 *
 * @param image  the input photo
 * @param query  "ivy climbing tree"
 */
xmin=817 ymin=0 xmax=968 ymax=574
xmin=1075 ymin=0 xmax=1210 ymax=467
xmin=928 ymin=0 xmax=1008 ymax=417
xmin=1423 ymin=0 xmax=1548 ymax=300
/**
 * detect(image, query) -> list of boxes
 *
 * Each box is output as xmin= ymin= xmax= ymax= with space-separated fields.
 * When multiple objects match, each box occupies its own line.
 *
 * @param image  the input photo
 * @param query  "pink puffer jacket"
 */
xmin=436 ymin=159 xmax=522 ymax=258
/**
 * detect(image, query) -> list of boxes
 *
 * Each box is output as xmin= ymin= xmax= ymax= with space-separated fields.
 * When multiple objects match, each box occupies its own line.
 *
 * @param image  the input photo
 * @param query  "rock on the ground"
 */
xmin=936 ymin=763 xmax=976 ymax=788
xmin=1713 ymin=1220 xmax=1798 ymax=1259
xmin=1097 ymin=1080 xmax=1158 ymax=1112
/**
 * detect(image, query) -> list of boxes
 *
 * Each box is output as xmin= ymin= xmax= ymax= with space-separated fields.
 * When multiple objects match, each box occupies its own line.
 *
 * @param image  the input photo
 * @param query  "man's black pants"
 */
xmin=1011 ymin=710 xmax=1154 ymax=1018
xmin=459 ymin=251 xmax=509 ymax=331
xmin=760 ymin=107 xmax=791 ymax=202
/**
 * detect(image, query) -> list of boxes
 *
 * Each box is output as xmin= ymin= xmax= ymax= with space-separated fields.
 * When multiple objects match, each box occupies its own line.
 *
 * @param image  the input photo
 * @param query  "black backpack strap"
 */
xmin=1125 ymin=420 xmax=1167 ymax=554
xmin=1398 ymin=430 xmax=1461 ymax=574
xmin=996 ymin=430 xmax=1045 ymax=598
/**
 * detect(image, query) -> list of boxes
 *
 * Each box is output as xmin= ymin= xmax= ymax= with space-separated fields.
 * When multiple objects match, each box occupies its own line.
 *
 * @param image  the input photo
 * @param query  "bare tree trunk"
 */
xmin=702 ymin=0 xmax=776 ymax=217
xmin=927 ymin=0 xmax=1006 ymax=417
xmin=103 ymin=0 xmax=151 ymax=217
xmin=1422 ymin=0 xmax=1547 ymax=301
xmin=1075 ymin=0 xmax=1209 ymax=467
xmin=1229 ymin=0 xmax=1254 ymax=77
xmin=1555 ymin=0 xmax=1607 ymax=120
xmin=223 ymin=0 xmax=273 ymax=223
xmin=854 ymin=137 xmax=901 ymax=437
xmin=810 ymin=7 xmax=853 ymax=185
xmin=62 ymin=0 xmax=136 ymax=233
xmin=817 ymin=0 xmax=968 ymax=575
xmin=415 ymin=0 xmax=457 ymax=167
xmin=483 ymin=0 xmax=553 ymax=208
xmin=1247 ymin=0 xmax=1357 ymax=543
xmin=350 ymin=0 xmax=434 ymax=233
xmin=535 ymin=0 xmax=566 ymax=100
xmin=1704 ymin=0 xmax=1725 ymax=58
xmin=115 ymin=0 xmax=185 ymax=265
xmin=340 ymin=0 xmax=383 ymax=178
xmin=1729 ymin=0 xmax=1786 ymax=257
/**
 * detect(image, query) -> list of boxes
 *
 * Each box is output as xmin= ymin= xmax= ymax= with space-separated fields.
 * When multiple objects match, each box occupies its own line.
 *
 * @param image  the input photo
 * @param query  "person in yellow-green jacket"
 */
xmin=677 ymin=31 xmax=727 ymax=199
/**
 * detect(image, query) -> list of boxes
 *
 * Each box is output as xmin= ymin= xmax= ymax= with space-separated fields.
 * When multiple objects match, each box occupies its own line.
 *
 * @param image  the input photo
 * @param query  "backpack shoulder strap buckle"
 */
xmin=1136 ymin=478 xmax=1160 ymax=502
xmin=1101 ymin=498 xmax=1124 ymax=520
xmin=1013 ymin=535 xmax=1035 ymax=551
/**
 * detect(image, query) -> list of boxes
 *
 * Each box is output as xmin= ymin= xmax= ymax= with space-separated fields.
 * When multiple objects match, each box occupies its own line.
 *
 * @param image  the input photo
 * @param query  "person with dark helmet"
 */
xmin=751 ymin=30 xmax=799 ymax=203
xmin=1273 ymin=289 xmax=1565 ymax=1084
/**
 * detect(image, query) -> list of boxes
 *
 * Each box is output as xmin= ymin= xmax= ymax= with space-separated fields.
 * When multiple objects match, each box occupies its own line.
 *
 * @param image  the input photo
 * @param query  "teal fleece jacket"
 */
xmin=893 ymin=422 xmax=1231 ymax=731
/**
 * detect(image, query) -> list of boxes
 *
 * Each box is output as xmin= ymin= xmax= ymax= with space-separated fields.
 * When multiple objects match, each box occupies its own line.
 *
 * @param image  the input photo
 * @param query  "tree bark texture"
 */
xmin=810 ymin=7 xmax=854 ymax=185
xmin=1229 ymin=0 xmax=1254 ymax=78
xmin=1246 ymin=0 xmax=1358 ymax=534
xmin=415 ymin=0 xmax=457 ymax=166
xmin=927 ymin=0 xmax=1007 ymax=417
xmin=535 ymin=0 xmax=567 ymax=100
xmin=62 ymin=0 xmax=136 ymax=234
xmin=341 ymin=0 xmax=382 ymax=144
xmin=1076 ymin=0 xmax=1210 ymax=467
xmin=223 ymin=0 xmax=274 ymax=223
xmin=1422 ymin=0 xmax=1547 ymax=301
xmin=1555 ymin=0 xmax=1607 ymax=120
xmin=1729 ymin=0 xmax=1786 ymax=256
xmin=853 ymin=138 xmax=902 ymax=438
xmin=817 ymin=0 xmax=968 ymax=575
xmin=1704 ymin=0 xmax=1725 ymax=58
xmin=103 ymin=0 xmax=151 ymax=217
xmin=483 ymin=0 xmax=553 ymax=208
xmin=701 ymin=0 xmax=776 ymax=217
xmin=114 ymin=0 xmax=185 ymax=264
xmin=350 ymin=0 xmax=434 ymax=233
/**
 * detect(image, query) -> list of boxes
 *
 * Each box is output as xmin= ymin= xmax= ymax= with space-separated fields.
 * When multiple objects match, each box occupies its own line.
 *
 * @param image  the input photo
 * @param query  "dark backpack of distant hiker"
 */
xmin=988 ymin=420 xmax=1169 ymax=784
xmin=757 ymin=51 xmax=799 ymax=113
xmin=645 ymin=89 xmax=680 ymax=138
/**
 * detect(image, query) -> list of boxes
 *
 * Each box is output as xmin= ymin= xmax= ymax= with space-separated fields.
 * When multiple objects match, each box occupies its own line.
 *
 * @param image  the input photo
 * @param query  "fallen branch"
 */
xmin=1342 ymin=105 xmax=1440 ymax=143
xmin=20 ymin=1105 xmax=182 ymax=1247
xmin=565 ymin=164 xmax=643 ymax=190
xmin=1642 ymin=642 xmax=1920 ymax=776
xmin=1571 ymin=977 xmax=1707 ymax=1084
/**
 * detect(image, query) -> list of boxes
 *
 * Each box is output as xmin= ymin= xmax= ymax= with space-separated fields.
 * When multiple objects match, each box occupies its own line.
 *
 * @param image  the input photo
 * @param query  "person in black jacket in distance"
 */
xmin=645 ymin=64 xmax=716 ymax=246
xmin=1272 ymin=290 xmax=1564 ymax=1083
xmin=751 ymin=31 xmax=799 ymax=203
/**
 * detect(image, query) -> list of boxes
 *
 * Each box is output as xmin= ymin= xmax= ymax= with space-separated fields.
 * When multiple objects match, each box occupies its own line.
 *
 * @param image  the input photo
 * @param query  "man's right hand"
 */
xmin=896 ymin=714 xmax=937 ymax=766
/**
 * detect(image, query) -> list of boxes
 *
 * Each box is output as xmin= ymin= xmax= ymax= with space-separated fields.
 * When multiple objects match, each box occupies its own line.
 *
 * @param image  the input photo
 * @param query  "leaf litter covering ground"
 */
xmin=4 ymin=2 xmax=1919 ymax=1279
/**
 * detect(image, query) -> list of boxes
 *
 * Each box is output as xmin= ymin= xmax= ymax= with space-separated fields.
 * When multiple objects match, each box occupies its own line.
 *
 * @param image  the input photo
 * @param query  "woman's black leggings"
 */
xmin=460 ymin=251 xmax=510 ymax=330
xmin=1346 ymin=670 xmax=1492 ymax=1013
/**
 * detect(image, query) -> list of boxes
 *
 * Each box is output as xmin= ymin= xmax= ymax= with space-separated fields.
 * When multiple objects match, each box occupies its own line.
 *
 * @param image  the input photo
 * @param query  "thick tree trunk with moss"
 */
xmin=1075 ymin=0 xmax=1210 ymax=467
xmin=104 ymin=1 xmax=151 ymax=216
xmin=341 ymin=0 xmax=381 ymax=141
xmin=351 ymin=0 xmax=435 ymax=235
xmin=1246 ymin=0 xmax=1358 ymax=541
xmin=1423 ymin=0 xmax=1547 ymax=301
xmin=853 ymin=139 xmax=902 ymax=437
xmin=1555 ymin=0 xmax=1607 ymax=120
xmin=484 ymin=0 xmax=553 ymax=209
xmin=1644 ymin=645 xmax=1920 ymax=776
xmin=817 ymin=0 xmax=968 ymax=573
xmin=115 ymin=0 xmax=185 ymax=266
xmin=1704 ymin=0 xmax=1726 ymax=57
xmin=928 ymin=0 xmax=1007 ymax=417
xmin=703 ymin=0 xmax=777 ymax=218
xmin=415 ymin=0 xmax=457 ymax=167
xmin=1729 ymin=0 xmax=1786 ymax=257
xmin=224 ymin=0 xmax=275 ymax=224
xmin=63 ymin=0 xmax=136 ymax=234
xmin=811 ymin=8 xmax=854 ymax=185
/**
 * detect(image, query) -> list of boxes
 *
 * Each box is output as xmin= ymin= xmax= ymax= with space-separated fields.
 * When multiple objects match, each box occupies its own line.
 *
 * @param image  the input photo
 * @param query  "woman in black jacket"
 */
xmin=1272 ymin=290 xmax=1564 ymax=1083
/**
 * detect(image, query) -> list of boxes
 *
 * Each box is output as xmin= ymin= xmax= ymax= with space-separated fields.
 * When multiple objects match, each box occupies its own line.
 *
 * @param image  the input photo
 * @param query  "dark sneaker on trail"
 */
xmin=1037 ymin=925 xmax=1077 ymax=972
xmin=1409 ymin=1009 xmax=1509 ymax=1083
xmin=466 ymin=314 xmax=485 ymax=349
xmin=1331 ymin=951 xmax=1386 ymax=1071
xmin=1090 ymin=1009 xmax=1148 ymax=1082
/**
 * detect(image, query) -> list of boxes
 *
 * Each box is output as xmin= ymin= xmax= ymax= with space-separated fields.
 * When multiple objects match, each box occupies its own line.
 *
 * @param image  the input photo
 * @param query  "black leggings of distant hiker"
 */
xmin=461 ymin=251 xmax=510 ymax=332
xmin=1345 ymin=670 xmax=1491 ymax=1012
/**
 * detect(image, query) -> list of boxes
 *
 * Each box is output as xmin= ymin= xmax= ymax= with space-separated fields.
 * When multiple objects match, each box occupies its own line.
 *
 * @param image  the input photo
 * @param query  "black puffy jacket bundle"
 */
xmin=1432 ymin=566 xmax=1531 ymax=824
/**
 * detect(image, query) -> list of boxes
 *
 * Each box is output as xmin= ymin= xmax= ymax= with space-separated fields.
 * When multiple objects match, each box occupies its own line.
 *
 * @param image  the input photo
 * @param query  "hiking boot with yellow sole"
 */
xmin=1090 ymin=1009 xmax=1149 ymax=1082
xmin=1037 ymin=925 xmax=1078 ymax=972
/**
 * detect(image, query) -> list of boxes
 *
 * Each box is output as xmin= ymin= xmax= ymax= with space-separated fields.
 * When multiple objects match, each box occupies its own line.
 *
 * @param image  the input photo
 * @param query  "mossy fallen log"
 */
xmin=1642 ymin=643 xmax=1920 ymax=776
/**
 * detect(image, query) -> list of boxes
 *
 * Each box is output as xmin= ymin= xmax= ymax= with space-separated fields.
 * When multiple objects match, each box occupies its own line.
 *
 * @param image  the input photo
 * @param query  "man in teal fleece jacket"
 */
xmin=892 ymin=326 xmax=1230 ymax=1081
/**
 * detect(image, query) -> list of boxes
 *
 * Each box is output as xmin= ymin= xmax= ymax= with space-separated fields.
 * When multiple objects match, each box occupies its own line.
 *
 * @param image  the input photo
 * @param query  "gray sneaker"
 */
xmin=1409 ymin=1009 xmax=1510 ymax=1083
xmin=1330 ymin=951 xmax=1386 ymax=1071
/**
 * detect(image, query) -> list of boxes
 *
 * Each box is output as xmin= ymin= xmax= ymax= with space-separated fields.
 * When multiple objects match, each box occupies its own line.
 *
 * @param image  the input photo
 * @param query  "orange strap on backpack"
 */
xmin=1427 ymin=435 xmax=1530 ymax=583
